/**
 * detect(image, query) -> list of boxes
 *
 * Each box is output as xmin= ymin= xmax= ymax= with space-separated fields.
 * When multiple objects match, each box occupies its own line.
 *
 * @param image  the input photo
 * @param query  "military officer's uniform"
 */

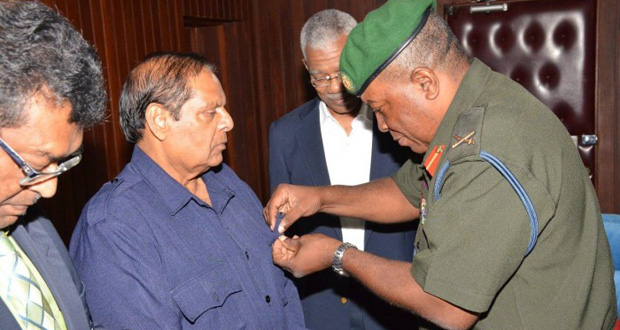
xmin=338 ymin=0 xmax=617 ymax=328
xmin=392 ymin=58 xmax=616 ymax=329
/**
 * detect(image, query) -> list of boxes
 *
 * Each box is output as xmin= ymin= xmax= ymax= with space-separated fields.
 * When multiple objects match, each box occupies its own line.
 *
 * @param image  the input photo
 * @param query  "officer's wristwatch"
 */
xmin=332 ymin=242 xmax=358 ymax=277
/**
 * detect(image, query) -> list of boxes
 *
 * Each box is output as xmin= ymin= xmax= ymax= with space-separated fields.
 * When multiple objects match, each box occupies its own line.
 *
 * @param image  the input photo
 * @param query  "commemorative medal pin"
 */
xmin=420 ymin=181 xmax=428 ymax=226
xmin=420 ymin=197 xmax=427 ymax=226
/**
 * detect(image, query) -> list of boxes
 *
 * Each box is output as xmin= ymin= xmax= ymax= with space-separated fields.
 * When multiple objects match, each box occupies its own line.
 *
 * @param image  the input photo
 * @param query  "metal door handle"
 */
xmin=470 ymin=3 xmax=508 ymax=14
xmin=571 ymin=134 xmax=598 ymax=147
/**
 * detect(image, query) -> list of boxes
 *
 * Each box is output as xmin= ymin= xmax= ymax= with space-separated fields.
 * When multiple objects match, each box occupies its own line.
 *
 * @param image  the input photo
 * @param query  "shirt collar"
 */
xmin=421 ymin=58 xmax=492 ymax=165
xmin=202 ymin=167 xmax=236 ymax=215
xmin=129 ymin=146 xmax=234 ymax=216
xmin=358 ymin=103 xmax=373 ymax=122
xmin=318 ymin=101 xmax=373 ymax=127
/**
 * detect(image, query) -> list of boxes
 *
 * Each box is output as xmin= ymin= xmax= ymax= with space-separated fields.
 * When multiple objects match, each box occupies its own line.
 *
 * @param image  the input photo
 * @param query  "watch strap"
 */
xmin=332 ymin=242 xmax=357 ymax=277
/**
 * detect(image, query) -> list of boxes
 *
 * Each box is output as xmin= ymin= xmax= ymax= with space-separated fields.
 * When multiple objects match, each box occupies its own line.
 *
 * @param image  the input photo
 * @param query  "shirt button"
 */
xmin=416 ymin=241 xmax=420 ymax=250
xmin=245 ymin=251 xmax=250 ymax=259
xmin=265 ymin=295 xmax=271 ymax=303
xmin=111 ymin=178 xmax=118 ymax=183
xmin=341 ymin=297 xmax=347 ymax=304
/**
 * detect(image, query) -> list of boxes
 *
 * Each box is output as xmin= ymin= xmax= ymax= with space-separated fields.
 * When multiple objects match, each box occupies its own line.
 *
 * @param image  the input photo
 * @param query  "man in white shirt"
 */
xmin=268 ymin=9 xmax=418 ymax=330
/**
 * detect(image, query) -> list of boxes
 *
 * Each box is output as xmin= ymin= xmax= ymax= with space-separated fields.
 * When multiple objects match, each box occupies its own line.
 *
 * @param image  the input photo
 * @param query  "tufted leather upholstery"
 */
xmin=445 ymin=0 xmax=596 ymax=180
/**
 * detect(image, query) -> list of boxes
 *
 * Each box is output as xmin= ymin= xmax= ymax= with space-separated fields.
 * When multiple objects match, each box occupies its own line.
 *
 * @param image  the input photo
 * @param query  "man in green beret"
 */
xmin=265 ymin=0 xmax=617 ymax=329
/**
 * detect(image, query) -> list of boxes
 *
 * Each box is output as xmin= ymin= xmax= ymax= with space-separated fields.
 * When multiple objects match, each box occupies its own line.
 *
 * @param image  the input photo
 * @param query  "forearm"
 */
xmin=342 ymin=249 xmax=478 ymax=330
xmin=265 ymin=177 xmax=418 ymax=232
xmin=318 ymin=177 xmax=419 ymax=223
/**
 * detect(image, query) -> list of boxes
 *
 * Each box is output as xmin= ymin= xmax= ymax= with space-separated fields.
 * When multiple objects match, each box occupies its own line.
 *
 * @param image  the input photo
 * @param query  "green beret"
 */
xmin=340 ymin=0 xmax=436 ymax=96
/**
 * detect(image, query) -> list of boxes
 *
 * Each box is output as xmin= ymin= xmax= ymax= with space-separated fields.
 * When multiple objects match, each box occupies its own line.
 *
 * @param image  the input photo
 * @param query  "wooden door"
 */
xmin=184 ymin=16 xmax=267 ymax=201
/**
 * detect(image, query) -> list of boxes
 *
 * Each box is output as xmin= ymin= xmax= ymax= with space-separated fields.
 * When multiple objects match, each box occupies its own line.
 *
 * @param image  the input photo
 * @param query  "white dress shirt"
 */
xmin=319 ymin=101 xmax=373 ymax=251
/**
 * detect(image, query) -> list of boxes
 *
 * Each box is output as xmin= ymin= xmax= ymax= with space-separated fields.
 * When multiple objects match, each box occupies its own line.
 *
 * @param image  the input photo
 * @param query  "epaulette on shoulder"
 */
xmin=85 ymin=175 xmax=137 ymax=225
xmin=445 ymin=106 xmax=485 ymax=164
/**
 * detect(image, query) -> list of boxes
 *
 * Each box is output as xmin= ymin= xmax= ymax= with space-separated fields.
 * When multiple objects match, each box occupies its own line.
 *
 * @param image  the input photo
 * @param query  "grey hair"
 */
xmin=119 ymin=52 xmax=215 ymax=144
xmin=384 ymin=11 xmax=469 ymax=79
xmin=0 ymin=1 xmax=107 ymax=128
xmin=300 ymin=9 xmax=357 ymax=58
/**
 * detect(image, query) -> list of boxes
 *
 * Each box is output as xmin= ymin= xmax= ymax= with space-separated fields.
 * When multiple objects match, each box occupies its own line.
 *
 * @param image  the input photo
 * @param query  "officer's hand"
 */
xmin=272 ymin=233 xmax=341 ymax=278
xmin=263 ymin=184 xmax=322 ymax=233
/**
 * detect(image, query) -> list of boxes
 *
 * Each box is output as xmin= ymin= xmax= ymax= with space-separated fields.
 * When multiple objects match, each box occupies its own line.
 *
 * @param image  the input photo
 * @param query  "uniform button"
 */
xmin=340 ymin=297 xmax=347 ymax=304
xmin=245 ymin=251 xmax=250 ymax=259
xmin=111 ymin=178 xmax=118 ymax=183
xmin=265 ymin=295 xmax=271 ymax=303
xmin=416 ymin=241 xmax=420 ymax=250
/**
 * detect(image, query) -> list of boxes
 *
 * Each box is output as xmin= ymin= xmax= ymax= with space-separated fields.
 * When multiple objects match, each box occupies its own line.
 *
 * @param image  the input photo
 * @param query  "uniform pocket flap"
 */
xmin=171 ymin=263 xmax=243 ymax=322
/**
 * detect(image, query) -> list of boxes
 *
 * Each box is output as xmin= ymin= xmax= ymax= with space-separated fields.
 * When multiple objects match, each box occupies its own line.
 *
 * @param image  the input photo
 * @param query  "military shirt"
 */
xmin=393 ymin=59 xmax=617 ymax=329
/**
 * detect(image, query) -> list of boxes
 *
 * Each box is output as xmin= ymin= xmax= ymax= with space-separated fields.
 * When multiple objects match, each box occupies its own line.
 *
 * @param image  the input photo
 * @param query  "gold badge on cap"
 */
xmin=341 ymin=73 xmax=355 ymax=93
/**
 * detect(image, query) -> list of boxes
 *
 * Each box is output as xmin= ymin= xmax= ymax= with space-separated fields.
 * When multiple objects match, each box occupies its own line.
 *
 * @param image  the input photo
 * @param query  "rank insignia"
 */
xmin=451 ymin=130 xmax=476 ymax=149
xmin=423 ymin=144 xmax=445 ymax=177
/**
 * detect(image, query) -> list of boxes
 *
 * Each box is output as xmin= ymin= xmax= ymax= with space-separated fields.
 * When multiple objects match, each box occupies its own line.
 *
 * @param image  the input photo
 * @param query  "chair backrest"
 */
xmin=602 ymin=213 xmax=620 ymax=317
xmin=603 ymin=213 xmax=620 ymax=269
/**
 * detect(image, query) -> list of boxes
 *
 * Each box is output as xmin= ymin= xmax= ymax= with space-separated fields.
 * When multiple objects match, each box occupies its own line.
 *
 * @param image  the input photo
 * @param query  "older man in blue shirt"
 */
xmin=70 ymin=52 xmax=305 ymax=329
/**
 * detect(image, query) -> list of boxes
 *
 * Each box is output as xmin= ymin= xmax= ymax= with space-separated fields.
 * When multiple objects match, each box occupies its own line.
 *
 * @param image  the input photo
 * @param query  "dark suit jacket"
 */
xmin=269 ymin=98 xmax=419 ymax=330
xmin=0 ymin=208 xmax=95 ymax=330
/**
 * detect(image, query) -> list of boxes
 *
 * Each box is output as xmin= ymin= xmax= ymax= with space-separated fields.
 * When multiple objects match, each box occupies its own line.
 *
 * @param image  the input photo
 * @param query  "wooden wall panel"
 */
xmin=594 ymin=0 xmax=620 ymax=212
xmin=183 ymin=0 xmax=265 ymax=202
xmin=250 ymin=0 xmax=288 ymax=201
xmin=183 ymin=0 xmax=247 ymax=20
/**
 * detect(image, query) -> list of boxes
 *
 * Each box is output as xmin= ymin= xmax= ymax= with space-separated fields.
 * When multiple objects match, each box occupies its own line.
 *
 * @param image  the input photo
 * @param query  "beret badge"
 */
xmin=341 ymin=73 xmax=356 ymax=94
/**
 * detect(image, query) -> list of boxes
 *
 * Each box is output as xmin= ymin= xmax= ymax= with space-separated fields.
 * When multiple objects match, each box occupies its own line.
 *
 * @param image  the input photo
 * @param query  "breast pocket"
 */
xmin=171 ymin=262 xmax=246 ymax=329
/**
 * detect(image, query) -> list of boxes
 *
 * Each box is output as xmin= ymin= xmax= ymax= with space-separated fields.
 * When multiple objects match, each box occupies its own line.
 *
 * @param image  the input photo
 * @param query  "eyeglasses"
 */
xmin=0 ymin=137 xmax=82 ymax=186
xmin=310 ymin=72 xmax=341 ymax=88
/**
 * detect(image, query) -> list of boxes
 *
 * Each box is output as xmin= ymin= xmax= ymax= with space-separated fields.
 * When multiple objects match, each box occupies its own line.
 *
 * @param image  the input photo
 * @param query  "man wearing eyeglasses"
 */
xmin=0 ymin=2 xmax=107 ymax=330
xmin=268 ymin=9 xmax=418 ymax=330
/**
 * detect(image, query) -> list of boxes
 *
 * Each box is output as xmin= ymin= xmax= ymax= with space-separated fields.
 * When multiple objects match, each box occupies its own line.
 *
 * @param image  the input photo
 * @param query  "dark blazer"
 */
xmin=0 ymin=208 xmax=95 ymax=330
xmin=269 ymin=98 xmax=419 ymax=330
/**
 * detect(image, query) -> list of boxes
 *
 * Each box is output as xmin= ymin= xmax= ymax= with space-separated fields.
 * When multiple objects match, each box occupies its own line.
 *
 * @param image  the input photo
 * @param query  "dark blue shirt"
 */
xmin=69 ymin=147 xmax=305 ymax=330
